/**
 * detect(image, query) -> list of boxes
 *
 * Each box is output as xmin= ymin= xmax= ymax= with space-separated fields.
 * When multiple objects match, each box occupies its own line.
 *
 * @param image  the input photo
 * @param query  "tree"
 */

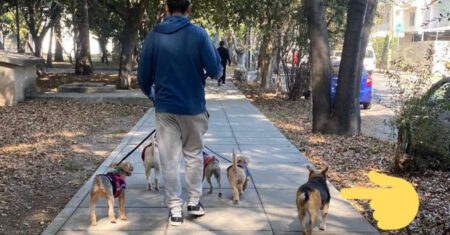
xmin=74 ymin=0 xmax=94 ymax=75
xmin=333 ymin=0 xmax=368 ymax=135
xmin=54 ymin=18 xmax=64 ymax=61
xmin=99 ymin=0 xmax=150 ymax=89
xmin=306 ymin=0 xmax=378 ymax=135
xmin=22 ymin=0 xmax=62 ymax=57
xmin=89 ymin=0 xmax=123 ymax=66
xmin=306 ymin=0 xmax=333 ymax=133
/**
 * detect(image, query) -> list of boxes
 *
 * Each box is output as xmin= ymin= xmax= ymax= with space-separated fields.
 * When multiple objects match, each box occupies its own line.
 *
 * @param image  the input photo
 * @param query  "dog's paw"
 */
xmin=155 ymin=186 xmax=159 ymax=191
xmin=218 ymin=193 xmax=222 ymax=198
xmin=233 ymin=200 xmax=239 ymax=205
xmin=120 ymin=215 xmax=128 ymax=221
xmin=319 ymin=224 xmax=326 ymax=231
xmin=147 ymin=184 xmax=152 ymax=191
xmin=110 ymin=220 xmax=117 ymax=224
xmin=90 ymin=221 xmax=97 ymax=226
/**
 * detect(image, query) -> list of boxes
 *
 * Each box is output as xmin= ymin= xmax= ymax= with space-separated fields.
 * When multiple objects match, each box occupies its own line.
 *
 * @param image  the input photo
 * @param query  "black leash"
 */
xmin=117 ymin=129 xmax=156 ymax=165
xmin=204 ymin=145 xmax=232 ymax=164
xmin=116 ymin=129 xmax=232 ymax=165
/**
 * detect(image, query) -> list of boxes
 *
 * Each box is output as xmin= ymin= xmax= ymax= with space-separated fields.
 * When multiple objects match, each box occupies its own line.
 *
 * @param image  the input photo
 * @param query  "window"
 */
xmin=409 ymin=12 xmax=416 ymax=27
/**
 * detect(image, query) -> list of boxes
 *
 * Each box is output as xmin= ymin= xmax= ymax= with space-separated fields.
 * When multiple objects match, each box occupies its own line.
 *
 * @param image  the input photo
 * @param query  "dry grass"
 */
xmin=235 ymin=81 xmax=450 ymax=235
xmin=0 ymin=100 xmax=150 ymax=234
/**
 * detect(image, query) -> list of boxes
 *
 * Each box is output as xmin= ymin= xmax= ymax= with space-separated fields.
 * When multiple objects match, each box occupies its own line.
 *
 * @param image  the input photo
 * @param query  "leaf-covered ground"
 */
xmin=235 ymin=81 xmax=450 ymax=235
xmin=0 ymin=100 xmax=150 ymax=234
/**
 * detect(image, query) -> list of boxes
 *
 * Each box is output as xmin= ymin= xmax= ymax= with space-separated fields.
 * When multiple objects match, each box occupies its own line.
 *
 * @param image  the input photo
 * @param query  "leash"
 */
xmin=117 ymin=129 xmax=156 ymax=165
xmin=204 ymin=145 xmax=232 ymax=164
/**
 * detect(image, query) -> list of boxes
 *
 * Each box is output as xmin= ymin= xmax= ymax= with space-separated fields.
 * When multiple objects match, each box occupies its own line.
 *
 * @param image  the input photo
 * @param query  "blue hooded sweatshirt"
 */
xmin=138 ymin=16 xmax=223 ymax=115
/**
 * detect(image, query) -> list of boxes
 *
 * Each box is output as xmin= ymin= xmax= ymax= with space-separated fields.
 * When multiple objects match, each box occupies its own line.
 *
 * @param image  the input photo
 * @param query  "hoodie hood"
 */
xmin=153 ymin=16 xmax=191 ymax=34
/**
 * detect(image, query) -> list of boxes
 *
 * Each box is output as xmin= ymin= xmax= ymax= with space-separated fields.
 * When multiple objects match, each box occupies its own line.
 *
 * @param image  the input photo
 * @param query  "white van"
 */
xmin=364 ymin=47 xmax=376 ymax=73
xmin=331 ymin=47 xmax=376 ymax=73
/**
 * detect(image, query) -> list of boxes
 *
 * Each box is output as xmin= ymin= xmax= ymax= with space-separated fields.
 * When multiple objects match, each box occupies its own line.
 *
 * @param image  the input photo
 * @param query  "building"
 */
xmin=373 ymin=0 xmax=450 ymax=75
xmin=374 ymin=0 xmax=450 ymax=41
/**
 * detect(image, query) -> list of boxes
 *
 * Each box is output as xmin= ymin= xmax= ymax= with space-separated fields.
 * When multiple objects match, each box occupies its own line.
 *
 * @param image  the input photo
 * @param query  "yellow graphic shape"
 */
xmin=340 ymin=171 xmax=419 ymax=230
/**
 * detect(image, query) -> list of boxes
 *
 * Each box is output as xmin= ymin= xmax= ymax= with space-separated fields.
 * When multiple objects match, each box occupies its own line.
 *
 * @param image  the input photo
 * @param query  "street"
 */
xmin=361 ymin=72 xmax=396 ymax=141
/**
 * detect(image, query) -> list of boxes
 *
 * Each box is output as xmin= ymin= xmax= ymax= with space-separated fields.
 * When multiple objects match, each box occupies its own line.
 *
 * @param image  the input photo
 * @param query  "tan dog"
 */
xmin=296 ymin=165 xmax=330 ymax=235
xmin=226 ymin=149 xmax=250 ymax=204
xmin=203 ymin=151 xmax=222 ymax=197
xmin=89 ymin=162 xmax=134 ymax=225
xmin=142 ymin=134 xmax=161 ymax=191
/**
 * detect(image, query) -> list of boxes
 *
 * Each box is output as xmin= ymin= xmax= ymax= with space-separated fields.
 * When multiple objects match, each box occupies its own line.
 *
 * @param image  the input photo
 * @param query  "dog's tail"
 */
xmin=297 ymin=190 xmax=309 ymax=206
xmin=151 ymin=134 xmax=157 ymax=156
xmin=93 ymin=175 xmax=102 ymax=187
xmin=232 ymin=149 xmax=238 ymax=173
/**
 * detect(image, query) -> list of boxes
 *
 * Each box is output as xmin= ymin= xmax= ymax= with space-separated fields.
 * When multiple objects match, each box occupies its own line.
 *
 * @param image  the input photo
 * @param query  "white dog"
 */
xmin=142 ymin=134 xmax=161 ymax=191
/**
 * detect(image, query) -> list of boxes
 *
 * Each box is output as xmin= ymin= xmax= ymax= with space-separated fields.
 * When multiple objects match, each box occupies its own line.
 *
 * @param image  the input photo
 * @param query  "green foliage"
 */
xmin=372 ymin=35 xmax=398 ymax=70
xmin=389 ymin=49 xmax=450 ymax=171
xmin=89 ymin=1 xmax=123 ymax=41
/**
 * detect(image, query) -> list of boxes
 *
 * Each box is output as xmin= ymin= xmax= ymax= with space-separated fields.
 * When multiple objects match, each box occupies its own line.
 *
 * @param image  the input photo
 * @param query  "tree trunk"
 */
xmin=46 ymin=27 xmax=53 ymax=67
xmin=75 ymin=0 xmax=94 ymax=75
xmin=305 ymin=0 xmax=334 ymax=134
xmin=32 ymin=35 xmax=43 ymax=57
xmin=118 ymin=24 xmax=139 ymax=89
xmin=99 ymin=36 xmax=109 ymax=65
xmin=257 ymin=31 xmax=273 ymax=88
xmin=54 ymin=21 xmax=64 ymax=62
xmin=117 ymin=8 xmax=141 ymax=89
xmin=333 ymin=0 xmax=368 ymax=135
xmin=15 ymin=0 xmax=22 ymax=53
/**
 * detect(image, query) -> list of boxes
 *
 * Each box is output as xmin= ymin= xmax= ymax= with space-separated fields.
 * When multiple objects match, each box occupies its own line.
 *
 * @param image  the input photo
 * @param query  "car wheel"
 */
xmin=363 ymin=103 xmax=372 ymax=110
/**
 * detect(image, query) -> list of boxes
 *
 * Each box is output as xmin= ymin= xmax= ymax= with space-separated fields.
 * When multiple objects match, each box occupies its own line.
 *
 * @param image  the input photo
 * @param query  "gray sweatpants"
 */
xmin=156 ymin=112 xmax=209 ymax=210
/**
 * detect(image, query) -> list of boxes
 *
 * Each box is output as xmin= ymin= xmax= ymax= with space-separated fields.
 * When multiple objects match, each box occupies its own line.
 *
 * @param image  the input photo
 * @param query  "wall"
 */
xmin=0 ymin=63 xmax=37 ymax=106
xmin=393 ymin=40 xmax=450 ymax=76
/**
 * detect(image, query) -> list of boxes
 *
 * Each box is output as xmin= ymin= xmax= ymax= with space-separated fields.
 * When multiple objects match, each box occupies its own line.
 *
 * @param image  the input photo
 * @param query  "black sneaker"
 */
xmin=187 ymin=201 xmax=205 ymax=216
xmin=169 ymin=209 xmax=183 ymax=226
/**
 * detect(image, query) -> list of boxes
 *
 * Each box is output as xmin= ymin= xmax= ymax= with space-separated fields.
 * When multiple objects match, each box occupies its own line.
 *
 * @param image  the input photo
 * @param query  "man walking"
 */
xmin=138 ymin=0 xmax=222 ymax=226
xmin=217 ymin=41 xmax=231 ymax=86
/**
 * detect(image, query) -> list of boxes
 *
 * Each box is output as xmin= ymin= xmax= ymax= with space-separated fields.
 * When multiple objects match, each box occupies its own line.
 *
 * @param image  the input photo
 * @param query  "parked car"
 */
xmin=331 ymin=50 xmax=342 ymax=63
xmin=331 ymin=48 xmax=376 ymax=74
xmin=331 ymin=63 xmax=373 ymax=109
xmin=364 ymin=47 xmax=376 ymax=73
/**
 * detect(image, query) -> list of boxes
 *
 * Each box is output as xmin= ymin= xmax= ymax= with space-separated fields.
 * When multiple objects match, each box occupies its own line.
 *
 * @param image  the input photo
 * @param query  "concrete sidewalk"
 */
xmin=43 ymin=80 xmax=378 ymax=235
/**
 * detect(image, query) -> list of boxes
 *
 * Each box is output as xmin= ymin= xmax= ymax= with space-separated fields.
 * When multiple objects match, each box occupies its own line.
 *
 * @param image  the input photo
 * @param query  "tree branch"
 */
xmin=101 ymin=0 xmax=128 ymax=19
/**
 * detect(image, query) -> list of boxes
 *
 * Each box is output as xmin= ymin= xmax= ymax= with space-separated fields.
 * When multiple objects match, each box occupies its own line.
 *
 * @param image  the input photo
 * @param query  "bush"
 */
xmin=396 ymin=78 xmax=450 ymax=170
xmin=389 ymin=53 xmax=450 ymax=171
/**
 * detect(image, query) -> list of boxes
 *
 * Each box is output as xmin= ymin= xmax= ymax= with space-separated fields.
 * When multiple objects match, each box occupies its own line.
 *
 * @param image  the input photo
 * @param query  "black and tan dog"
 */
xmin=227 ymin=149 xmax=250 ymax=204
xmin=203 ymin=151 xmax=222 ymax=197
xmin=89 ymin=162 xmax=134 ymax=225
xmin=296 ymin=165 xmax=330 ymax=235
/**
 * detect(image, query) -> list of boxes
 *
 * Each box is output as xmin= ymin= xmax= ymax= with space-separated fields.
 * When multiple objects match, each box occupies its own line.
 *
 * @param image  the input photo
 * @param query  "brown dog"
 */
xmin=226 ymin=149 xmax=250 ymax=204
xmin=296 ymin=165 xmax=330 ymax=235
xmin=203 ymin=151 xmax=222 ymax=197
xmin=142 ymin=134 xmax=160 ymax=191
xmin=89 ymin=162 xmax=134 ymax=225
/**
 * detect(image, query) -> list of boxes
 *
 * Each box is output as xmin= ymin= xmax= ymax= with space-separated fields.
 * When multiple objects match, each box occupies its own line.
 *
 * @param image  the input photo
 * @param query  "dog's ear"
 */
xmin=321 ymin=166 xmax=329 ymax=176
